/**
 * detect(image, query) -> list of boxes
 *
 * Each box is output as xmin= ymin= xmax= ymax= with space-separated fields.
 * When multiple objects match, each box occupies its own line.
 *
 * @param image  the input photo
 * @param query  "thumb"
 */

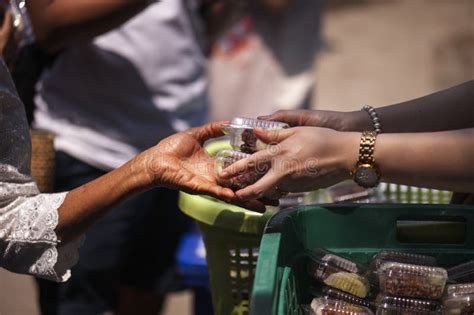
xmin=187 ymin=121 xmax=227 ymax=144
xmin=253 ymin=127 xmax=294 ymax=144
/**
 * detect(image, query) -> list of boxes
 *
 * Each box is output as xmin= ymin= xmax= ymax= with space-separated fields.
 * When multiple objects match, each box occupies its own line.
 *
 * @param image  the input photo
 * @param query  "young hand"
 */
xmin=220 ymin=127 xmax=359 ymax=200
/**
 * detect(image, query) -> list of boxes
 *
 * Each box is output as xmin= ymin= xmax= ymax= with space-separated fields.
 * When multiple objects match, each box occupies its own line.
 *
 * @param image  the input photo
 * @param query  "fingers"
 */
xmin=258 ymin=110 xmax=303 ymax=127
xmin=235 ymin=170 xmax=282 ymax=200
xmin=231 ymin=199 xmax=266 ymax=213
xmin=253 ymin=127 xmax=294 ymax=145
xmin=220 ymin=149 xmax=275 ymax=179
xmin=186 ymin=179 xmax=236 ymax=200
xmin=187 ymin=121 xmax=228 ymax=144
xmin=259 ymin=197 xmax=279 ymax=207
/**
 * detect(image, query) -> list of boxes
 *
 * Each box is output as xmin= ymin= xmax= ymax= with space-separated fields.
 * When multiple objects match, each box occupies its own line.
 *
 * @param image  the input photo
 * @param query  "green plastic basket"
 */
xmin=178 ymin=140 xmax=272 ymax=315
xmin=250 ymin=204 xmax=474 ymax=315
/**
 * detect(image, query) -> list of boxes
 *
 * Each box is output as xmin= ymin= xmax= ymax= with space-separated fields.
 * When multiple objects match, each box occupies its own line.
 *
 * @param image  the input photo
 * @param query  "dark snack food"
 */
xmin=222 ymin=117 xmax=289 ymax=153
xmin=308 ymin=249 xmax=370 ymax=298
xmin=309 ymin=298 xmax=374 ymax=315
xmin=378 ymin=262 xmax=447 ymax=299
xmin=215 ymin=150 xmax=268 ymax=190
xmin=375 ymin=294 xmax=441 ymax=315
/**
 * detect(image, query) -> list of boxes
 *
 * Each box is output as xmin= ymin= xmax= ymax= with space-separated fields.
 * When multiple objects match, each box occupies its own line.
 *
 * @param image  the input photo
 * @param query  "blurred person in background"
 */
xmin=209 ymin=0 xmax=323 ymax=120
xmin=27 ymin=1 xmax=212 ymax=314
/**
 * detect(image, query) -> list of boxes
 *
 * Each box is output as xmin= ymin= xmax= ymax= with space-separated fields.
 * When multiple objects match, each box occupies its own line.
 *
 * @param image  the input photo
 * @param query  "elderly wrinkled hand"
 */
xmin=220 ymin=126 xmax=359 ymax=200
xmin=136 ymin=121 xmax=267 ymax=211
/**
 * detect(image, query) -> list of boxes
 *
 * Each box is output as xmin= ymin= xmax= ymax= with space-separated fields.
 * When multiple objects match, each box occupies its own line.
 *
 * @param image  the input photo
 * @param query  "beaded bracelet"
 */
xmin=362 ymin=105 xmax=381 ymax=134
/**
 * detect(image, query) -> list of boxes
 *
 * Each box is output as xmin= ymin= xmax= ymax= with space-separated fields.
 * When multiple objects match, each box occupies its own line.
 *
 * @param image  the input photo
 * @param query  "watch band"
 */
xmin=358 ymin=131 xmax=377 ymax=165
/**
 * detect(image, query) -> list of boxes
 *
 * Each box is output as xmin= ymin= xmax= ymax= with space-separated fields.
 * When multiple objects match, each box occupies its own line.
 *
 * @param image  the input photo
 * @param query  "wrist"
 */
xmin=126 ymin=151 xmax=158 ymax=192
xmin=344 ymin=110 xmax=374 ymax=132
xmin=335 ymin=131 xmax=360 ymax=174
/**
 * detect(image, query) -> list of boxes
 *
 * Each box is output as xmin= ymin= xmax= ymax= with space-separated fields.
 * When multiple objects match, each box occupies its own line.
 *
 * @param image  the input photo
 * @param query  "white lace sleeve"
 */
xmin=0 ymin=57 xmax=82 ymax=282
xmin=0 ymin=188 xmax=82 ymax=282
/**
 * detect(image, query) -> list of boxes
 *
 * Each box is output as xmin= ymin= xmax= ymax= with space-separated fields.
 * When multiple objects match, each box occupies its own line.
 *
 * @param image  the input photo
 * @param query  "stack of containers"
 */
xmin=305 ymin=250 xmax=474 ymax=314
xmin=215 ymin=117 xmax=289 ymax=190
xmin=307 ymin=249 xmax=374 ymax=315
xmin=373 ymin=251 xmax=445 ymax=314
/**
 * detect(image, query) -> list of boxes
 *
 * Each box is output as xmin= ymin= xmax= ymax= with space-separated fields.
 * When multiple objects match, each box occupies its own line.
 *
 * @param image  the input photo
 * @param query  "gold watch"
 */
xmin=352 ymin=131 xmax=380 ymax=188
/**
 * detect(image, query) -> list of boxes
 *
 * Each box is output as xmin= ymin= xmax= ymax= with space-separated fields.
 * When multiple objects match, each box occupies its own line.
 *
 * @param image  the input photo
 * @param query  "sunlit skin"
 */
xmin=221 ymin=81 xmax=474 ymax=200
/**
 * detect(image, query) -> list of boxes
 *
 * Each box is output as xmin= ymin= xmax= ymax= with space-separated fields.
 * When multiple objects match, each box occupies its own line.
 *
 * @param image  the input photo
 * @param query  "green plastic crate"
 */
xmin=179 ymin=140 xmax=273 ymax=315
xmin=250 ymin=204 xmax=474 ymax=315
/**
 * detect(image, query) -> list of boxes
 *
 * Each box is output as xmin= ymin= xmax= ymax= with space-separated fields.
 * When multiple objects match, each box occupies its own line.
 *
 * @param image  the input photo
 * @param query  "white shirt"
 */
xmin=34 ymin=0 xmax=208 ymax=171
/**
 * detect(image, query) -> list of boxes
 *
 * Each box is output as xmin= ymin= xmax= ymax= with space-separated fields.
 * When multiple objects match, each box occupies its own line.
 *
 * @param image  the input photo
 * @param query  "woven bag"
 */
xmin=30 ymin=129 xmax=55 ymax=193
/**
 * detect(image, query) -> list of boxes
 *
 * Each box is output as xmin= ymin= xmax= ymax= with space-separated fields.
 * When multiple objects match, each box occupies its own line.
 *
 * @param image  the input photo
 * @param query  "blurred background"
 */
xmin=1 ymin=0 xmax=472 ymax=314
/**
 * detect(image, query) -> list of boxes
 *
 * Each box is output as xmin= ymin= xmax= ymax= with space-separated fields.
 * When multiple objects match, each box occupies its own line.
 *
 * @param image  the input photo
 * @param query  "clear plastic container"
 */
xmin=222 ymin=117 xmax=289 ymax=153
xmin=309 ymin=298 xmax=374 ymax=315
xmin=375 ymin=294 xmax=441 ymax=315
xmin=443 ymin=287 xmax=474 ymax=315
xmin=321 ymin=286 xmax=374 ymax=310
xmin=372 ymin=251 xmax=437 ymax=270
xmin=445 ymin=283 xmax=474 ymax=297
xmin=308 ymin=249 xmax=370 ymax=298
xmin=377 ymin=262 xmax=447 ymax=299
xmin=214 ymin=150 xmax=267 ymax=190
xmin=448 ymin=260 xmax=474 ymax=283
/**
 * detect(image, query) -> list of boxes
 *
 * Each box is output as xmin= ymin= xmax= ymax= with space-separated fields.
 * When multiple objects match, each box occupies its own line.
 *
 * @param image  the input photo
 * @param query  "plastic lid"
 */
xmin=372 ymin=251 xmax=437 ymax=269
xmin=224 ymin=117 xmax=289 ymax=130
xmin=310 ymin=298 xmax=374 ymax=315
xmin=310 ymin=249 xmax=361 ymax=274
xmin=321 ymin=286 xmax=373 ymax=309
xmin=378 ymin=262 xmax=447 ymax=278
xmin=448 ymin=260 xmax=474 ymax=283
xmin=375 ymin=294 xmax=440 ymax=313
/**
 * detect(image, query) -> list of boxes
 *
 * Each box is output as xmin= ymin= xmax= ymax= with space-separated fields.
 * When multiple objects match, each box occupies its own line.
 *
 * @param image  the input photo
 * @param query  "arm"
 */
xmin=55 ymin=122 xmax=268 ymax=243
xmin=261 ymin=80 xmax=474 ymax=133
xmin=220 ymin=127 xmax=474 ymax=200
xmin=27 ymin=0 xmax=151 ymax=53
xmin=370 ymin=128 xmax=474 ymax=191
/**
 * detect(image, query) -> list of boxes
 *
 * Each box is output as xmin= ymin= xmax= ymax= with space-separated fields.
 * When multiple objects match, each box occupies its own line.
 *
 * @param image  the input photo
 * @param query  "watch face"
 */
xmin=354 ymin=165 xmax=379 ymax=188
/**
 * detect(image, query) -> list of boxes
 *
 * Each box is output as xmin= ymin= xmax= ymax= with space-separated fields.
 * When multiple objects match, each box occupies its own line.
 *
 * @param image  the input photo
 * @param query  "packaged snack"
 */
xmin=375 ymin=294 xmax=441 ymax=315
xmin=309 ymin=298 xmax=374 ymax=315
xmin=445 ymin=283 xmax=474 ymax=297
xmin=214 ymin=150 xmax=268 ymax=190
xmin=308 ymin=250 xmax=370 ymax=298
xmin=372 ymin=251 xmax=437 ymax=270
xmin=443 ymin=285 xmax=474 ymax=314
xmin=222 ymin=117 xmax=289 ymax=153
xmin=378 ymin=262 xmax=447 ymax=299
xmin=448 ymin=260 xmax=474 ymax=283
xmin=321 ymin=286 xmax=374 ymax=310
